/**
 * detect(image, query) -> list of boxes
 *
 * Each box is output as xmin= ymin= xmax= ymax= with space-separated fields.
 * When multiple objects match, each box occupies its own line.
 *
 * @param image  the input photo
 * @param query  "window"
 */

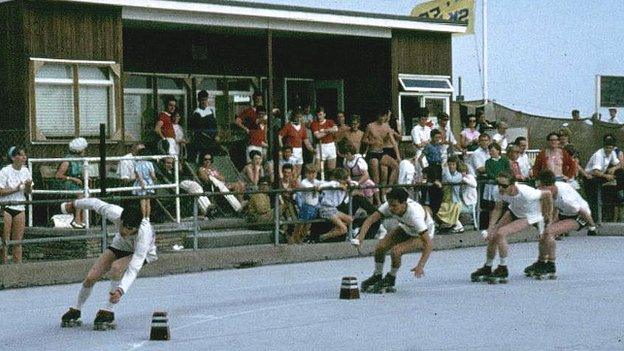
xmin=31 ymin=59 xmax=118 ymax=141
xmin=398 ymin=74 xmax=453 ymax=93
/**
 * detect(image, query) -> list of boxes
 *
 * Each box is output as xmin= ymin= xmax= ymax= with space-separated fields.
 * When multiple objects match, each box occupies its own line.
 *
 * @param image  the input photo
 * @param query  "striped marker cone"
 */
xmin=149 ymin=311 xmax=170 ymax=341
xmin=339 ymin=276 xmax=360 ymax=300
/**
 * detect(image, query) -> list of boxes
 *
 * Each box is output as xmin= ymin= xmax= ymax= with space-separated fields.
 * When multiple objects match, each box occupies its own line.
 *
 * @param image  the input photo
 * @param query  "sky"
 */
xmin=241 ymin=0 xmax=624 ymax=119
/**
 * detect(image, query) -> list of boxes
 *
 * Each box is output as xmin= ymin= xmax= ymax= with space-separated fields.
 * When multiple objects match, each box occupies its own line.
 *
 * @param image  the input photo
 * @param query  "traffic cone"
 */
xmin=149 ymin=311 xmax=170 ymax=341
xmin=339 ymin=276 xmax=360 ymax=300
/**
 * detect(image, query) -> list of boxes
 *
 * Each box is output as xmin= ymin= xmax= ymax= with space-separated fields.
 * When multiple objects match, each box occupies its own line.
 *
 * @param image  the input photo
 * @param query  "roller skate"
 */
xmin=93 ymin=310 xmax=116 ymax=331
xmin=360 ymin=273 xmax=382 ymax=293
xmin=61 ymin=307 xmax=82 ymax=327
xmin=470 ymin=265 xmax=492 ymax=282
xmin=533 ymin=261 xmax=556 ymax=280
xmin=487 ymin=265 xmax=508 ymax=284
xmin=370 ymin=274 xmax=396 ymax=294
xmin=524 ymin=261 xmax=541 ymax=277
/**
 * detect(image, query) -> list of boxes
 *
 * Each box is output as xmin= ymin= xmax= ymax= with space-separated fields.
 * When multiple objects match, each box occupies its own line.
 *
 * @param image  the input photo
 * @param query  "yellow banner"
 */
xmin=410 ymin=0 xmax=475 ymax=35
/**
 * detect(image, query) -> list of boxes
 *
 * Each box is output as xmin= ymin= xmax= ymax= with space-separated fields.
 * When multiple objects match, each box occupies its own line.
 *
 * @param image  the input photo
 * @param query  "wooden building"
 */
xmin=0 ymin=0 xmax=465 ymax=157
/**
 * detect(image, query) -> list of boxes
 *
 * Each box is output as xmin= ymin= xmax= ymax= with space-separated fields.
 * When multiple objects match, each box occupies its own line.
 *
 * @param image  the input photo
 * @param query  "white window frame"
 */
xmin=30 ymin=58 xmax=119 ymax=143
xmin=399 ymin=92 xmax=451 ymax=142
xmin=398 ymin=74 xmax=454 ymax=93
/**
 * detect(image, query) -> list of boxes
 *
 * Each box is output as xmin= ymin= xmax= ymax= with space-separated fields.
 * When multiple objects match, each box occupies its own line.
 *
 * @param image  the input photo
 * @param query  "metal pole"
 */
xmin=268 ymin=29 xmax=280 ymax=190
xmin=482 ymin=0 xmax=488 ymax=102
xmin=274 ymin=193 xmax=280 ymax=246
xmin=193 ymin=196 xmax=199 ymax=250
xmin=83 ymin=158 xmax=90 ymax=228
xmin=28 ymin=159 xmax=33 ymax=227
xmin=99 ymin=123 xmax=107 ymax=197
xmin=346 ymin=189 xmax=353 ymax=242
xmin=174 ymin=155 xmax=180 ymax=223
xmin=101 ymin=212 xmax=108 ymax=253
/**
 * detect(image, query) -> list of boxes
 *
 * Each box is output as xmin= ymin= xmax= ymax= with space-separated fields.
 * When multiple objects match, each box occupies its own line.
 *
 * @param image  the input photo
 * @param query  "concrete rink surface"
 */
xmin=1 ymin=236 xmax=624 ymax=351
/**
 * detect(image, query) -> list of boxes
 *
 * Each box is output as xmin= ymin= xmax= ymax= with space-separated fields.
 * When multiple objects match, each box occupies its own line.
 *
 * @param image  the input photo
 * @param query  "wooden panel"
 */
xmin=0 ymin=1 xmax=27 ymax=130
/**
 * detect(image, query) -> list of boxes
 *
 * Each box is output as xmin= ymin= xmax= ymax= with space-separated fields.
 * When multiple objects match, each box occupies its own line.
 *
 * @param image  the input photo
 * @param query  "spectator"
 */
xmin=514 ymin=136 xmax=532 ymax=179
xmin=476 ymin=110 xmax=495 ymax=133
xmin=55 ymin=137 xmax=88 ymax=229
xmin=439 ymin=156 xmax=465 ymax=233
xmin=278 ymin=110 xmax=314 ymax=179
xmin=280 ymin=163 xmax=299 ymax=239
xmin=197 ymin=152 xmax=245 ymax=203
xmin=154 ymin=96 xmax=178 ymax=155
xmin=507 ymin=144 xmax=528 ymax=182
xmin=436 ymin=112 xmax=459 ymax=165
xmin=341 ymin=142 xmax=379 ymax=204
xmin=311 ymin=106 xmax=339 ymax=171
xmin=318 ymin=168 xmax=353 ymax=242
xmin=190 ymin=90 xmax=218 ymax=162
xmin=608 ymin=108 xmax=619 ymax=123
xmin=532 ymin=132 xmax=576 ymax=181
xmin=460 ymin=115 xmax=480 ymax=151
xmin=337 ymin=115 xmax=364 ymax=163
xmin=293 ymin=164 xmax=322 ymax=243
xmin=419 ymin=129 xmax=445 ymax=215
xmin=156 ymin=157 xmax=212 ymax=217
xmin=243 ymin=176 xmax=272 ymax=227
xmin=0 ymin=146 xmax=33 ymax=263
xmin=410 ymin=109 xmax=432 ymax=157
xmin=362 ymin=111 xmax=399 ymax=199
xmin=117 ymin=143 xmax=144 ymax=192
xmin=571 ymin=109 xmax=581 ymax=121
xmin=240 ymin=150 xmax=266 ymax=193
xmin=335 ymin=111 xmax=349 ymax=142
xmin=584 ymin=134 xmax=620 ymax=218
xmin=467 ymin=133 xmax=491 ymax=176
xmin=458 ymin=162 xmax=478 ymax=224
xmin=492 ymin=122 xmax=509 ymax=150
xmin=484 ymin=142 xmax=510 ymax=202
xmin=132 ymin=147 xmax=156 ymax=219
xmin=171 ymin=109 xmax=188 ymax=157
xmin=247 ymin=107 xmax=268 ymax=162
xmin=235 ymin=92 xmax=263 ymax=135
xmin=398 ymin=144 xmax=426 ymax=201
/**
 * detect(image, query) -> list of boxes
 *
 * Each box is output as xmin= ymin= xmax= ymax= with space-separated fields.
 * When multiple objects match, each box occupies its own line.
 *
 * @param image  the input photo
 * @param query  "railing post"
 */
xmin=28 ymin=159 xmax=33 ymax=227
xmin=174 ymin=155 xmax=180 ymax=224
xmin=597 ymin=185 xmax=603 ymax=224
xmin=192 ymin=196 xmax=199 ymax=250
xmin=83 ymin=159 xmax=90 ymax=228
xmin=346 ymin=188 xmax=353 ymax=242
xmin=101 ymin=211 xmax=107 ymax=253
xmin=274 ymin=191 xmax=281 ymax=246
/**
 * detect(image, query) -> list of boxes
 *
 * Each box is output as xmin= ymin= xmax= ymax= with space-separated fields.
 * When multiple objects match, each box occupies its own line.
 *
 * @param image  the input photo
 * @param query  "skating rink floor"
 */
xmin=1 ymin=236 xmax=624 ymax=351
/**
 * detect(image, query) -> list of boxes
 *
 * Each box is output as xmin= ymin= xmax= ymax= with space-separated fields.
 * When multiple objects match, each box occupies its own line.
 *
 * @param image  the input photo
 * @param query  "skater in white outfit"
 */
xmin=526 ymin=170 xmax=597 ymax=278
xmin=470 ymin=171 xmax=553 ymax=283
xmin=60 ymin=198 xmax=157 ymax=330
xmin=353 ymin=188 xmax=434 ymax=293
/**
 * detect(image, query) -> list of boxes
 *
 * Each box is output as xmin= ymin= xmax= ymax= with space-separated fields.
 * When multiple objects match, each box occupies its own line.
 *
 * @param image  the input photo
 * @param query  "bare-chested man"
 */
xmin=363 ymin=111 xmax=400 ymax=199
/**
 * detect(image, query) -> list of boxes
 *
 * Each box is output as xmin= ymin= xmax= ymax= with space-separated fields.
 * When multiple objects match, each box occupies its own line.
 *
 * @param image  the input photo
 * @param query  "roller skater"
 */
xmin=471 ymin=171 xmax=553 ymax=284
xmin=353 ymin=188 xmax=434 ymax=294
xmin=530 ymin=170 xmax=597 ymax=280
xmin=59 ymin=198 xmax=157 ymax=330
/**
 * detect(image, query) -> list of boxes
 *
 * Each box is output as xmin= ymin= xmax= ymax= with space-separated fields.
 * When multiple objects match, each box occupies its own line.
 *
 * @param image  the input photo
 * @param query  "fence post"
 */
xmin=101 ymin=212 xmax=107 ymax=253
xmin=28 ymin=159 xmax=33 ymax=227
xmin=192 ymin=196 xmax=199 ymax=250
xmin=346 ymin=188 xmax=353 ymax=242
xmin=174 ymin=155 xmax=180 ymax=224
xmin=274 ymin=192 xmax=281 ymax=246
xmin=83 ymin=159 xmax=90 ymax=228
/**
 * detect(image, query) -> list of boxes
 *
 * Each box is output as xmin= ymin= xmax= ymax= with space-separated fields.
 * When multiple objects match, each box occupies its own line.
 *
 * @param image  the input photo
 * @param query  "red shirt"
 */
xmin=238 ymin=107 xmax=258 ymax=130
xmin=311 ymin=119 xmax=336 ymax=144
xmin=158 ymin=112 xmax=175 ymax=138
xmin=249 ymin=126 xmax=266 ymax=147
xmin=279 ymin=123 xmax=308 ymax=148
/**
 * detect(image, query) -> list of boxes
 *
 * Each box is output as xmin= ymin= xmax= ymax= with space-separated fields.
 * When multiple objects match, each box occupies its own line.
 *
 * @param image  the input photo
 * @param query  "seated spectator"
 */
xmin=54 ymin=137 xmax=88 ymax=229
xmin=318 ymin=168 xmax=353 ymax=242
xmin=467 ymin=133 xmax=491 ymax=177
xmin=532 ymin=132 xmax=576 ymax=181
xmin=0 ymin=146 xmax=33 ymax=263
xmin=240 ymin=150 xmax=266 ymax=194
xmin=266 ymin=146 xmax=298 ymax=183
xmin=492 ymin=122 xmax=509 ymax=150
xmin=507 ymin=144 xmax=528 ymax=182
xmin=458 ymin=163 xmax=478 ymax=223
xmin=476 ymin=110 xmax=495 ymax=133
xmin=280 ymin=163 xmax=299 ymax=239
xmin=197 ymin=152 xmax=245 ymax=203
xmin=132 ymin=147 xmax=156 ymax=219
xmin=584 ymin=134 xmax=620 ymax=218
xmin=155 ymin=157 xmax=212 ymax=217
xmin=439 ymin=156 xmax=465 ymax=233
xmin=514 ymin=136 xmax=532 ymax=179
xmin=243 ymin=176 xmax=273 ymax=227
xmin=460 ymin=115 xmax=480 ymax=151
xmin=293 ymin=164 xmax=322 ymax=244
xmin=341 ymin=142 xmax=379 ymax=204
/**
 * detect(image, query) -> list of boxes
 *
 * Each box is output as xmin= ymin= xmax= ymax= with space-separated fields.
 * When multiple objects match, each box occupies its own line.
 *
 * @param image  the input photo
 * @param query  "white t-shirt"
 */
xmin=517 ymin=153 xmax=531 ymax=178
xmin=410 ymin=125 xmax=431 ymax=147
xmin=554 ymin=181 xmax=590 ymax=216
xmin=0 ymin=165 xmax=33 ymax=211
xmin=344 ymin=155 xmax=368 ymax=172
xmin=320 ymin=180 xmax=345 ymax=207
xmin=468 ymin=147 xmax=490 ymax=176
xmin=378 ymin=199 xmax=435 ymax=238
xmin=117 ymin=153 xmax=135 ymax=181
xmin=300 ymin=178 xmax=322 ymax=206
xmin=500 ymin=184 xmax=543 ymax=224
xmin=492 ymin=132 xmax=508 ymax=150
xmin=585 ymin=148 xmax=620 ymax=173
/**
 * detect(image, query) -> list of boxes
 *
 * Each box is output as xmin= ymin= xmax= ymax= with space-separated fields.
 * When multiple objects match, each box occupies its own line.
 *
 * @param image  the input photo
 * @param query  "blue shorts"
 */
xmin=298 ymin=204 xmax=319 ymax=221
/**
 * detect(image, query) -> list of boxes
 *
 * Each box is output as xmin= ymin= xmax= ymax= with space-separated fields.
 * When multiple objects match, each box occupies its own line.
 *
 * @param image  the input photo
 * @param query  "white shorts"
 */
xmin=316 ymin=142 xmax=337 ymax=161
xmin=291 ymin=147 xmax=304 ymax=165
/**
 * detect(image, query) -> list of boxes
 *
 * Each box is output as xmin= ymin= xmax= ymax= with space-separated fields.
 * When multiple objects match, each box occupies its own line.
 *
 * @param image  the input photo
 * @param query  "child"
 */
xmin=293 ymin=164 xmax=322 ymax=243
xmin=439 ymin=156 xmax=465 ymax=233
xmin=418 ymin=129 xmax=445 ymax=214
xmin=318 ymin=168 xmax=353 ymax=242
xmin=398 ymin=144 xmax=426 ymax=201
xmin=132 ymin=148 xmax=156 ymax=219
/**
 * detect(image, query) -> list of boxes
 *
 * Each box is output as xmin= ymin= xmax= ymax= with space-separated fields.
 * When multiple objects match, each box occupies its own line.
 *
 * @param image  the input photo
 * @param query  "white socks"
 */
xmin=485 ymin=258 xmax=494 ymax=267
xmin=499 ymin=257 xmax=507 ymax=266
xmin=76 ymin=285 xmax=93 ymax=310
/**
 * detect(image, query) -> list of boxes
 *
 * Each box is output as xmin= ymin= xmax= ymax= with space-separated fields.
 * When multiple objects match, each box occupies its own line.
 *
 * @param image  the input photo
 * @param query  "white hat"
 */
xmin=69 ymin=137 xmax=88 ymax=153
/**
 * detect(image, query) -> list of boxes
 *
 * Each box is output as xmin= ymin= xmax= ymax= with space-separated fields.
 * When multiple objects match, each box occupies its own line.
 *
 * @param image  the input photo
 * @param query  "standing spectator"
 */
xmin=279 ymin=163 xmax=299 ymax=239
xmin=293 ymin=164 xmax=322 ymax=243
xmin=154 ymin=96 xmax=178 ymax=155
xmin=435 ymin=112 xmax=459 ymax=165
xmin=571 ymin=109 xmax=581 ymax=121
xmin=460 ymin=115 xmax=480 ymax=151
xmin=301 ymin=104 xmax=316 ymax=165
xmin=235 ymin=92 xmax=263 ymax=135
xmin=410 ymin=109 xmax=432 ymax=159
xmin=278 ymin=111 xmax=314 ymax=179
xmin=246 ymin=107 xmax=268 ymax=162
xmin=171 ymin=109 xmax=188 ymax=157
xmin=362 ymin=111 xmax=399 ymax=199
xmin=419 ymin=129 xmax=445 ymax=215
xmin=0 ymin=146 xmax=33 ymax=263
xmin=190 ymin=90 xmax=218 ymax=162
xmin=608 ymin=108 xmax=619 ymax=123
xmin=338 ymin=115 xmax=364 ymax=155
xmin=398 ymin=145 xmax=426 ymax=200
xmin=514 ymin=136 xmax=532 ymax=179
xmin=117 ymin=143 xmax=144 ymax=195
xmin=484 ymin=142 xmax=510 ymax=203
xmin=467 ymin=134 xmax=491 ymax=177
xmin=132 ymin=148 xmax=156 ymax=219
xmin=439 ymin=156 xmax=465 ymax=233
xmin=492 ymin=122 xmax=509 ymax=150
xmin=532 ymin=132 xmax=576 ymax=181
xmin=584 ymin=134 xmax=620 ymax=218
xmin=335 ymin=111 xmax=349 ymax=142
xmin=507 ymin=144 xmax=529 ymax=182
xmin=311 ymin=106 xmax=338 ymax=171
xmin=55 ymin=137 xmax=88 ymax=229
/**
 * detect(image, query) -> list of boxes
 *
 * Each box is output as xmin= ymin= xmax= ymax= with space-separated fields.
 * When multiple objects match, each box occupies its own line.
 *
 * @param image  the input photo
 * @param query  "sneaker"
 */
xmin=451 ymin=225 xmax=465 ymax=234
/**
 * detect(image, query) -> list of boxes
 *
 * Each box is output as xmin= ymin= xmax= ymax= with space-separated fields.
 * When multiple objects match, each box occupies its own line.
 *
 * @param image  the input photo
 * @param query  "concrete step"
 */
xmin=183 ymin=229 xmax=273 ymax=250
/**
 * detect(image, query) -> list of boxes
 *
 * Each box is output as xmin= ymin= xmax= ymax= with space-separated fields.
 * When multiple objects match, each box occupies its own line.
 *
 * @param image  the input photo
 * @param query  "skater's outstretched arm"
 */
xmin=71 ymin=198 xmax=123 ymax=223
xmin=411 ymin=230 xmax=432 ymax=278
xmin=116 ymin=219 xmax=153 ymax=299
xmin=354 ymin=211 xmax=382 ymax=245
